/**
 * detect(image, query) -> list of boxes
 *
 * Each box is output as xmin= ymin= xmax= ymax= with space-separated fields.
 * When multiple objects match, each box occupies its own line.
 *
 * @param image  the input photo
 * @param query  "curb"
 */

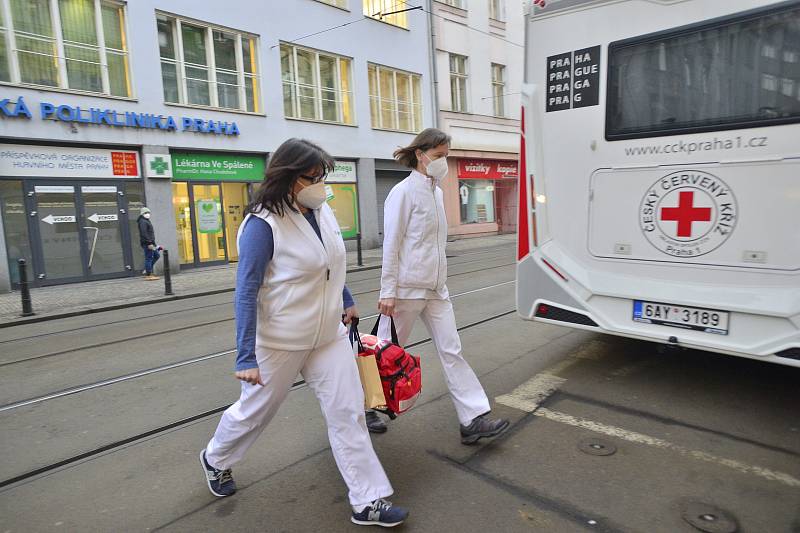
xmin=0 ymin=263 xmax=383 ymax=329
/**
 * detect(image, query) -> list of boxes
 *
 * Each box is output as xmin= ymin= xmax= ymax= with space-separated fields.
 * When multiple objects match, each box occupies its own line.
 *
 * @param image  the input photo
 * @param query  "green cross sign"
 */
xmin=150 ymin=156 xmax=169 ymax=175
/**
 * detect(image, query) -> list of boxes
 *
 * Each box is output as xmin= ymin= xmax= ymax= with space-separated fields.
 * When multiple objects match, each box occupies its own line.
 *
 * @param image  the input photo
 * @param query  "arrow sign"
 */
xmin=41 ymin=214 xmax=76 ymax=225
xmin=88 ymin=213 xmax=118 ymax=223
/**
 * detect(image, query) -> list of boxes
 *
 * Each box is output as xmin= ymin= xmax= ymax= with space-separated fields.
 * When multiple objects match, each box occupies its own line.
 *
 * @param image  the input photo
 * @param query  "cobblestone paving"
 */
xmin=0 ymin=234 xmax=515 ymax=324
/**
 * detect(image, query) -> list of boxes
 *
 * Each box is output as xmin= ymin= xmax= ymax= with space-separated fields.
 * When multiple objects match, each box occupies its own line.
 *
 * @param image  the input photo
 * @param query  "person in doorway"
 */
xmin=137 ymin=207 xmax=160 ymax=280
xmin=369 ymin=128 xmax=510 ymax=445
xmin=199 ymin=138 xmax=409 ymax=528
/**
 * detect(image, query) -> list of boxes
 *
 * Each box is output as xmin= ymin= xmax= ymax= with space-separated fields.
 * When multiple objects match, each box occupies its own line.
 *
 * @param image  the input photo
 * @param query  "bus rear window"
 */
xmin=606 ymin=4 xmax=800 ymax=140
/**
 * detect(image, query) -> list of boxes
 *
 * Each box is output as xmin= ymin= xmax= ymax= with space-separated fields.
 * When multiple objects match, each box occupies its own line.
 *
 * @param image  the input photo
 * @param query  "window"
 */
xmin=363 ymin=0 xmax=408 ymax=28
xmin=491 ymin=63 xmax=505 ymax=117
xmin=449 ymin=53 xmax=468 ymax=112
xmin=607 ymin=3 xmax=800 ymax=139
xmin=281 ymin=43 xmax=354 ymax=124
xmin=368 ymin=63 xmax=422 ymax=132
xmin=489 ymin=0 xmax=503 ymax=20
xmin=459 ymin=180 xmax=496 ymax=224
xmin=157 ymin=14 xmax=261 ymax=113
xmin=0 ymin=0 xmax=131 ymax=96
xmin=440 ymin=0 xmax=465 ymax=7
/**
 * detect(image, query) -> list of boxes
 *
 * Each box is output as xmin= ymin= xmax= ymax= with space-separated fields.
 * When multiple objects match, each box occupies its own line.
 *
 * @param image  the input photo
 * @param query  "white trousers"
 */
xmin=205 ymin=327 xmax=393 ymax=507
xmin=389 ymin=298 xmax=490 ymax=426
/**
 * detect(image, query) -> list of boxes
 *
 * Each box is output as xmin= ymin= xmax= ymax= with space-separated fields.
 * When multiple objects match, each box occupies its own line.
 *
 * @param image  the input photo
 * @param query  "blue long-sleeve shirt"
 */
xmin=234 ymin=212 xmax=354 ymax=371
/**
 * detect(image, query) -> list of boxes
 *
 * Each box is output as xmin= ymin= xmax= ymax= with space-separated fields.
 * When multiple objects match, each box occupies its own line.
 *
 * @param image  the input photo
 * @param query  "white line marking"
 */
xmin=495 ymin=373 xmax=566 ymax=412
xmin=533 ymin=408 xmax=800 ymax=489
xmin=495 ymin=371 xmax=800 ymax=489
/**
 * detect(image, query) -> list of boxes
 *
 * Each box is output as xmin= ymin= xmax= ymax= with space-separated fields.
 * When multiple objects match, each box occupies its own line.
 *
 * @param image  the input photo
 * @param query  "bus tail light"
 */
xmin=535 ymin=303 xmax=598 ymax=327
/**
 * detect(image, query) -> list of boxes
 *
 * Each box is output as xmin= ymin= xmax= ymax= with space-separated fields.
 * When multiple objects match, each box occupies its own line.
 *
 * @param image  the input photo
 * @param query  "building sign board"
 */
xmin=0 ymin=95 xmax=241 ymax=135
xmin=457 ymin=160 xmax=519 ymax=179
xmin=0 ymin=144 xmax=140 ymax=178
xmin=171 ymin=153 xmax=265 ymax=182
xmin=327 ymin=161 xmax=357 ymax=183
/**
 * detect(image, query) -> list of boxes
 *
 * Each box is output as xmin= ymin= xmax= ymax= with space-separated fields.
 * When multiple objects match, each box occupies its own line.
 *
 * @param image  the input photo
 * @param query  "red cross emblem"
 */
xmin=660 ymin=191 xmax=712 ymax=238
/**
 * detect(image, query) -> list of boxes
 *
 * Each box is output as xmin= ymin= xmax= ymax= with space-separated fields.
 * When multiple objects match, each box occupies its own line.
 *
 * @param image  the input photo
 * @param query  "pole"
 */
xmin=17 ymin=259 xmax=35 ymax=317
xmin=356 ymin=232 xmax=363 ymax=266
xmin=162 ymin=249 xmax=174 ymax=296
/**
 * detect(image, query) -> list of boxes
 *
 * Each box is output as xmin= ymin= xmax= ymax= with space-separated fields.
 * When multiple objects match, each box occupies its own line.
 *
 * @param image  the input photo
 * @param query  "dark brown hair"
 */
xmin=393 ymin=128 xmax=452 ymax=169
xmin=248 ymin=138 xmax=335 ymax=217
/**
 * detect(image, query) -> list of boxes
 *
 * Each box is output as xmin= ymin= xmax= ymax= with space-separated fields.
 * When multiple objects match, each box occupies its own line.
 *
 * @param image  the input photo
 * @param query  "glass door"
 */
xmin=80 ymin=185 xmax=130 ymax=278
xmin=27 ymin=182 xmax=133 ymax=285
xmin=29 ymin=185 xmax=87 ymax=283
xmin=191 ymin=183 xmax=227 ymax=265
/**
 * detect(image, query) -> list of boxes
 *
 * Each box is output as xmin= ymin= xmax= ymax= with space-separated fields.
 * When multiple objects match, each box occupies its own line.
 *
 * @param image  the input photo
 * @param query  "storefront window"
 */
xmin=221 ymin=182 xmax=250 ymax=261
xmin=459 ymin=179 xmax=496 ymax=224
xmin=172 ymin=182 xmax=194 ymax=265
xmin=0 ymin=180 xmax=32 ymax=284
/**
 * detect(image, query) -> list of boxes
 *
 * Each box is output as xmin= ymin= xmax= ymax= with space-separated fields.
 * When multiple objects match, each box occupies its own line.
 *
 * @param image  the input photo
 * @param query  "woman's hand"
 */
xmin=378 ymin=298 xmax=396 ymax=317
xmin=343 ymin=305 xmax=359 ymax=325
xmin=235 ymin=368 xmax=264 ymax=386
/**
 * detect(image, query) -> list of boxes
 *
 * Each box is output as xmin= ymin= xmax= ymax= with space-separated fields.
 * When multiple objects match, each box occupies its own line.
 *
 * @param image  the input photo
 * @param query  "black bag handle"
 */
xmin=371 ymin=315 xmax=399 ymax=345
xmin=349 ymin=322 xmax=366 ymax=354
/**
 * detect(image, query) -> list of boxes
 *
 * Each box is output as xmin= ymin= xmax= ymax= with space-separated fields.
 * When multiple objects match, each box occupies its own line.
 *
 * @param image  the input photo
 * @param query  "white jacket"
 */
xmin=380 ymin=170 xmax=448 ymax=299
xmin=239 ymin=204 xmax=347 ymax=351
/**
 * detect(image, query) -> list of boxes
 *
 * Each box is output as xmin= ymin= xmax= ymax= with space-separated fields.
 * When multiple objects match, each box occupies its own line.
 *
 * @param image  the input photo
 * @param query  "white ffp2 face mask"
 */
xmin=296 ymin=181 xmax=327 ymax=209
xmin=143 ymin=213 xmax=151 ymax=219
xmin=422 ymin=152 xmax=448 ymax=181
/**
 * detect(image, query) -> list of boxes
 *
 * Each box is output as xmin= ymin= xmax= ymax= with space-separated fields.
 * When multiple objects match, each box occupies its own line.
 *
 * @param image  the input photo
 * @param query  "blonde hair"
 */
xmin=393 ymin=128 xmax=452 ymax=169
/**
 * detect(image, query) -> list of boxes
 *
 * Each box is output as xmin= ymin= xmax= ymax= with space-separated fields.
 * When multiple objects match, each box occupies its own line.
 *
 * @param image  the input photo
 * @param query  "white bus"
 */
xmin=516 ymin=0 xmax=800 ymax=366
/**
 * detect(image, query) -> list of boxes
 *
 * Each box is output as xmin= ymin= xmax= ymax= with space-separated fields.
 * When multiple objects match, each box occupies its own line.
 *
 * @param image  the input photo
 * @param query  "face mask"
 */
xmin=296 ymin=180 xmax=327 ymax=209
xmin=143 ymin=213 xmax=151 ymax=219
xmin=422 ymin=152 xmax=448 ymax=181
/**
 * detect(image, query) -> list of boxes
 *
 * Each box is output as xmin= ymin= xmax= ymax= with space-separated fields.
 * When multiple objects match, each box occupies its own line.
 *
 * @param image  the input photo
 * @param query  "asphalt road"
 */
xmin=0 ymin=241 xmax=798 ymax=532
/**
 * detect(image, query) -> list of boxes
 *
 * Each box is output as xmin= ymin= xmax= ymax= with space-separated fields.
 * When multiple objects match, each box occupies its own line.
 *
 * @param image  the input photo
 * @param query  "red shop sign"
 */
xmin=458 ymin=159 xmax=518 ymax=179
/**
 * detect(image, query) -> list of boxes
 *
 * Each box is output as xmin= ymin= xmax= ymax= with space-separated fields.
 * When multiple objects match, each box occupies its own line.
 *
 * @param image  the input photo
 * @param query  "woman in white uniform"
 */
xmin=199 ymin=138 xmax=408 ymax=528
xmin=369 ymin=128 xmax=509 ymax=444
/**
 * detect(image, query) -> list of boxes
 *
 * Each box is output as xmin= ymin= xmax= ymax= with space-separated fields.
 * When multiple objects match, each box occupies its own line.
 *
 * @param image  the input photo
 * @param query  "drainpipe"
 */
xmin=427 ymin=0 xmax=440 ymax=128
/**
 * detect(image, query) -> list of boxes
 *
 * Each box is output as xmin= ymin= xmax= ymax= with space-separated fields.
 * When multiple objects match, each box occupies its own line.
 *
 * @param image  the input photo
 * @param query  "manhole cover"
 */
xmin=681 ymin=502 xmax=737 ymax=533
xmin=578 ymin=438 xmax=617 ymax=456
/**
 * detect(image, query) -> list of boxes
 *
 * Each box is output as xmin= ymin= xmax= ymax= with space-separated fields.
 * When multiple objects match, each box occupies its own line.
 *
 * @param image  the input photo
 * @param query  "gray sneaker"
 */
xmin=365 ymin=410 xmax=387 ymax=434
xmin=460 ymin=413 xmax=509 ymax=445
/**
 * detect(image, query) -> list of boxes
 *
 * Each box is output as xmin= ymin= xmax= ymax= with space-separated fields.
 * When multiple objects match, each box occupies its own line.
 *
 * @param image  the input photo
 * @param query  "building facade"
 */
xmin=430 ymin=0 xmax=523 ymax=237
xmin=0 ymin=0 xmax=436 ymax=291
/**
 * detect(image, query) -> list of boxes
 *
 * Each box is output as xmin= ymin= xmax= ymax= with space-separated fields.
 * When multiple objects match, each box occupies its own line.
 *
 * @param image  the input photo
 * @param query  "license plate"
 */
xmin=632 ymin=300 xmax=729 ymax=335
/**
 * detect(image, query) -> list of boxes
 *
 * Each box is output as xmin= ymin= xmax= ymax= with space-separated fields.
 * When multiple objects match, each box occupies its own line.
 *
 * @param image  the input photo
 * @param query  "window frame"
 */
xmin=489 ymin=0 xmax=504 ymax=21
xmin=363 ymin=0 xmax=409 ymax=29
xmin=0 ymin=0 xmax=133 ymax=98
xmin=605 ymin=1 xmax=800 ymax=141
xmin=368 ymin=62 xmax=423 ymax=132
xmin=449 ymin=53 xmax=468 ymax=113
xmin=157 ymin=12 xmax=262 ymax=114
xmin=491 ymin=63 xmax=505 ymax=117
xmin=438 ymin=0 xmax=465 ymax=8
xmin=280 ymin=42 xmax=355 ymax=126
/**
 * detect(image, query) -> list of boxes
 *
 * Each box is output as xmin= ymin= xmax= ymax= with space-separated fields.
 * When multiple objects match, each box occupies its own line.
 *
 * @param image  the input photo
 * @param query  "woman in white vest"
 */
xmin=199 ymin=139 xmax=408 ymax=528
xmin=369 ymin=128 xmax=509 ymax=445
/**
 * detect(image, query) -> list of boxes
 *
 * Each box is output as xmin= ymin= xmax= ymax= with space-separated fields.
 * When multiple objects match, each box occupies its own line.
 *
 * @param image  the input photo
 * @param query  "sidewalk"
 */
xmin=0 ymin=234 xmax=515 ymax=325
